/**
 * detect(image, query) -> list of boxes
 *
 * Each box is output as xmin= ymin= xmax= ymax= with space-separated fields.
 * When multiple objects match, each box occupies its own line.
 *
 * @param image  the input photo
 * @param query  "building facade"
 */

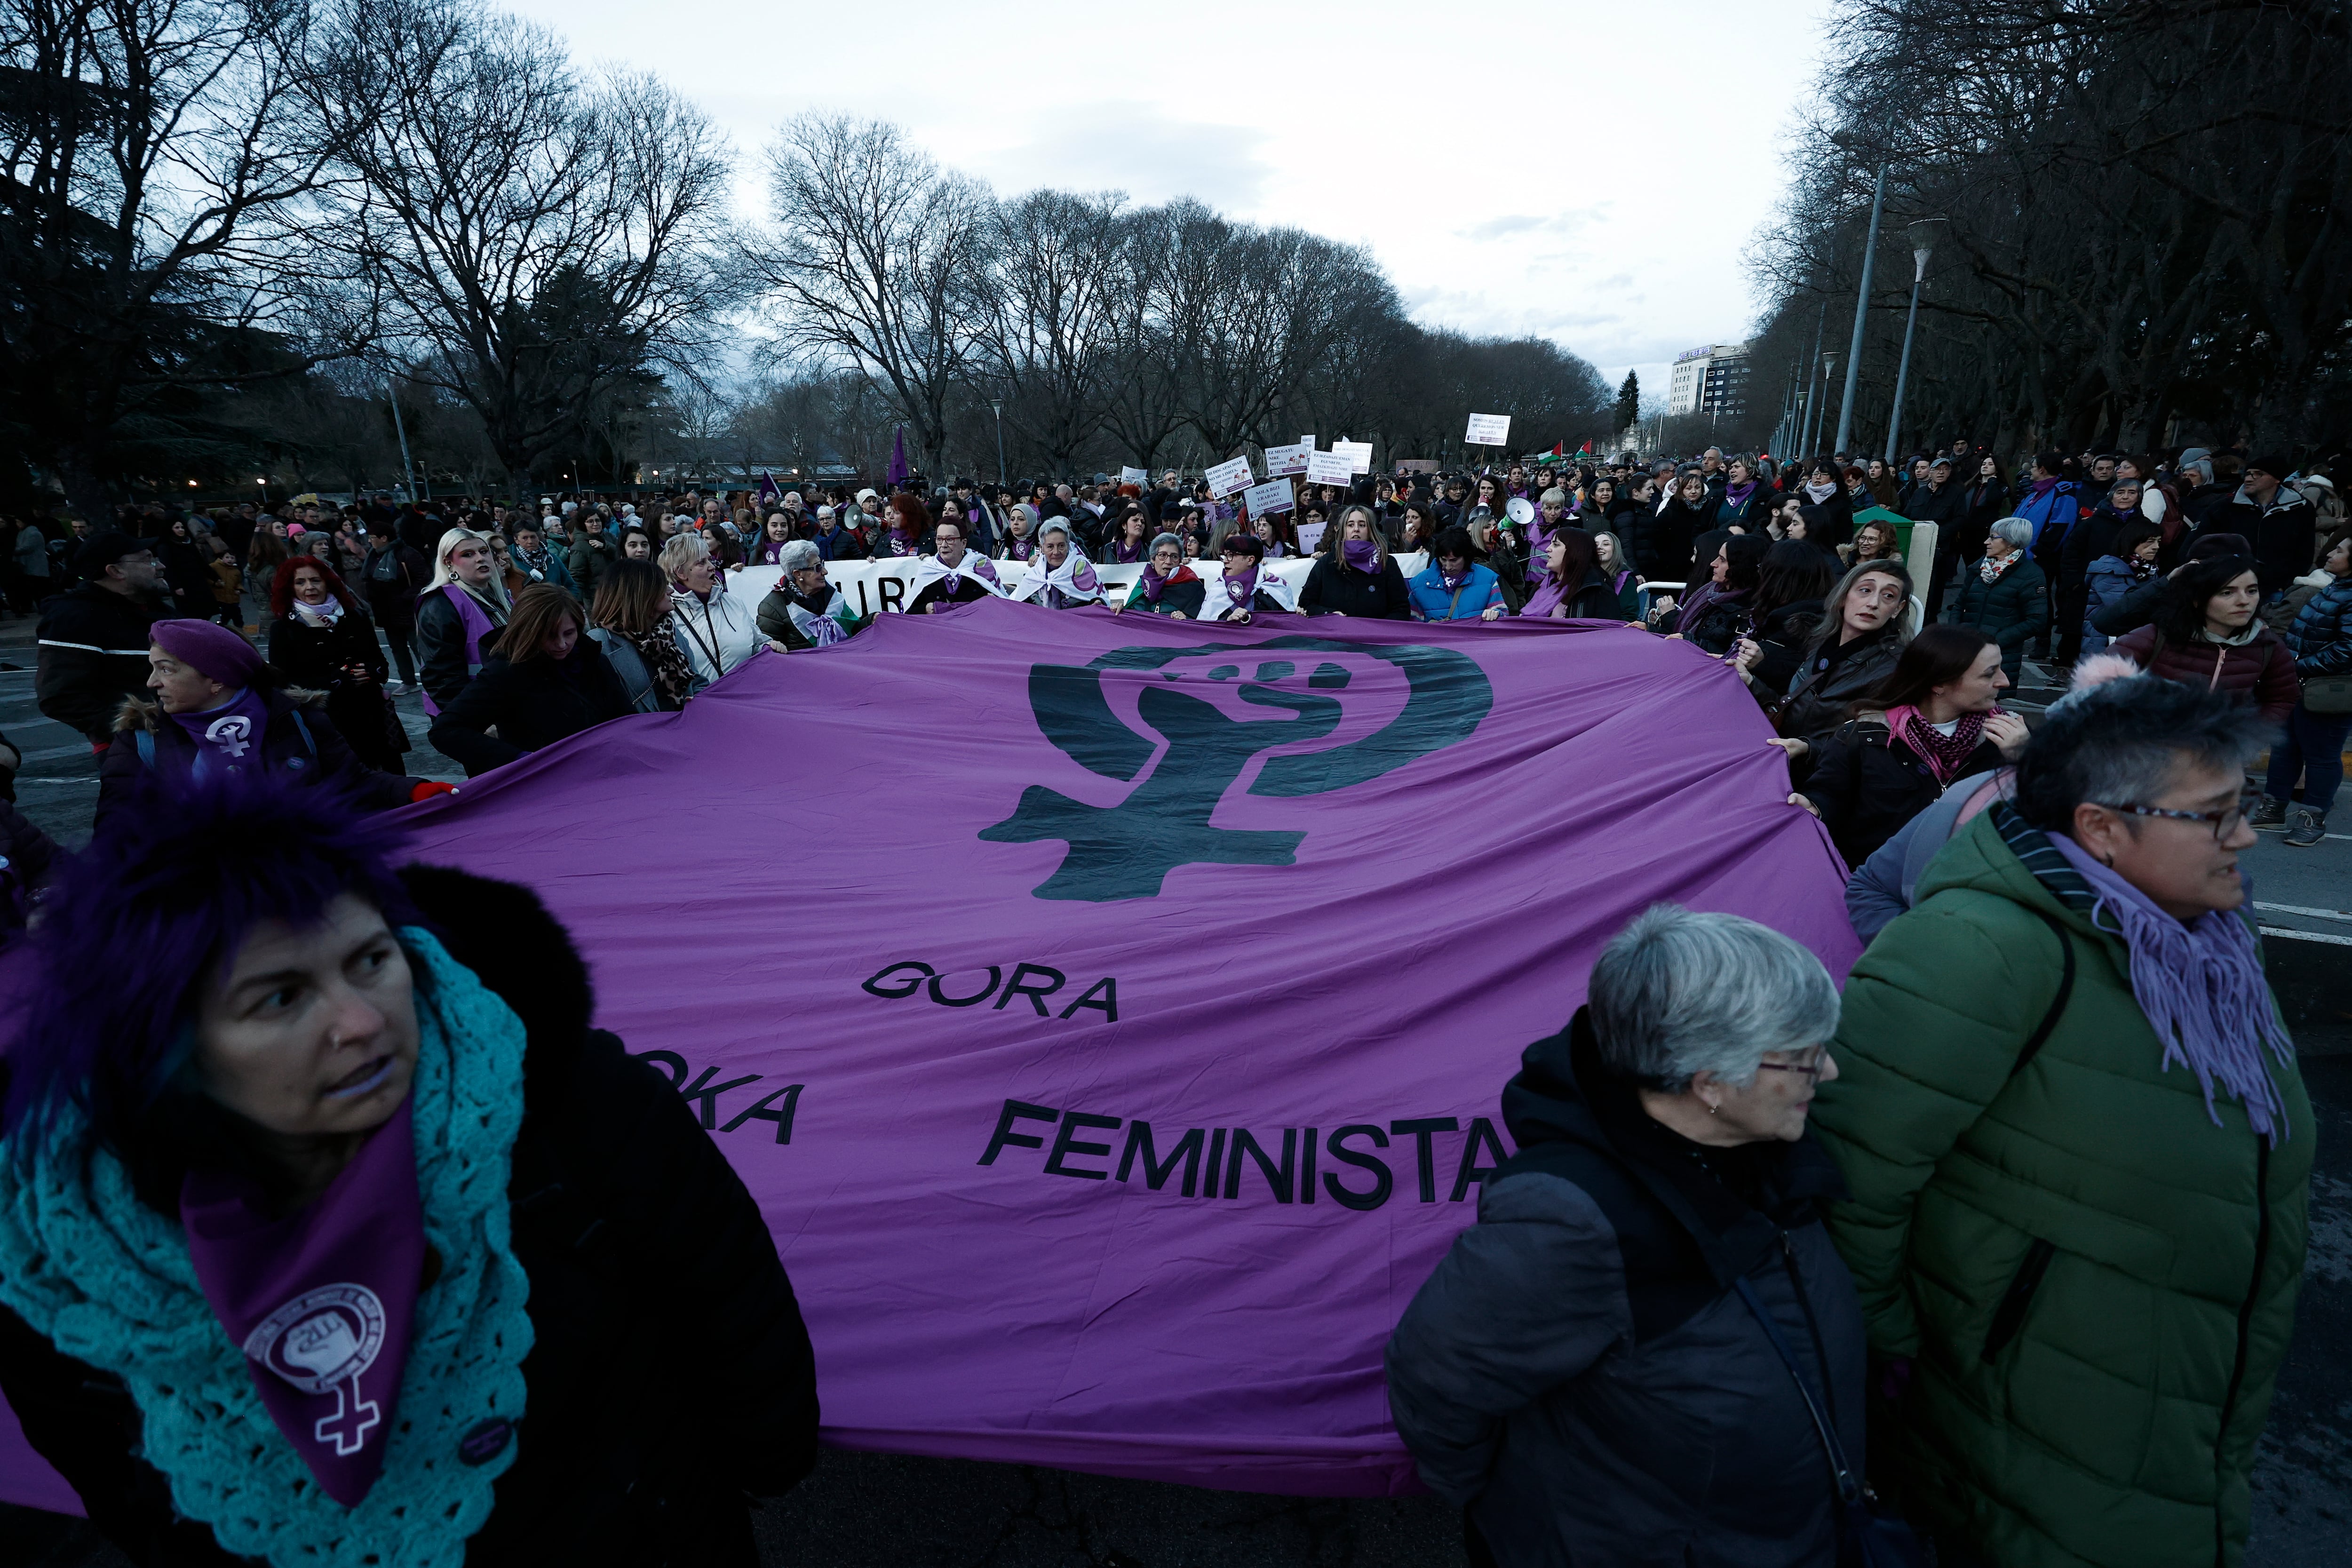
xmin=1668 ymin=342 xmax=1752 ymax=417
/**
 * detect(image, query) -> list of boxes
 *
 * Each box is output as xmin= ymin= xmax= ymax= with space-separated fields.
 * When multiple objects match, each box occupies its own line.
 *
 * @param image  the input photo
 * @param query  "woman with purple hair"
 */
xmin=0 ymin=778 xmax=819 ymax=1565
xmin=1807 ymin=675 xmax=2309 ymax=1568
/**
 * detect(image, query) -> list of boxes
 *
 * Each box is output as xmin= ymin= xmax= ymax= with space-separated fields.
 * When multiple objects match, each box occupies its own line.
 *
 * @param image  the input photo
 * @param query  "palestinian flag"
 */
xmin=1548 ymin=441 xmax=1567 ymax=457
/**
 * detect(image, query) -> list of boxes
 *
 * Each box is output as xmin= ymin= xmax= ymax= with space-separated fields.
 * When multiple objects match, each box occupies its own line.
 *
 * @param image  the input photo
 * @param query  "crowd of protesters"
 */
xmin=0 ymin=428 xmax=2339 ymax=1568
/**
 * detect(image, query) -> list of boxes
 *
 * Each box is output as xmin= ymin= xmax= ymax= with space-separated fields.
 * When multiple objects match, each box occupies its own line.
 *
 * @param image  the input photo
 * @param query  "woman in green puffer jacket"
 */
xmin=1808 ymin=672 xmax=2309 ymax=1568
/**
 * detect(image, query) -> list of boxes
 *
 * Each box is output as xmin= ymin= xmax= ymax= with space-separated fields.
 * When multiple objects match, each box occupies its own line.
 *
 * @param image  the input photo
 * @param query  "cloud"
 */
xmin=969 ymin=107 xmax=1274 ymax=210
xmin=1453 ymin=207 xmax=1612 ymax=243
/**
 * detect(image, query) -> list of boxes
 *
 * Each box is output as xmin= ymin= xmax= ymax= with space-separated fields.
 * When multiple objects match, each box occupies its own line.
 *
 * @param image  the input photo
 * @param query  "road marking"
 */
xmin=2257 ymin=903 xmax=2352 ymax=923
xmin=2262 ymin=926 xmax=2352 ymax=947
xmin=11 ymin=742 xmax=99 ymax=763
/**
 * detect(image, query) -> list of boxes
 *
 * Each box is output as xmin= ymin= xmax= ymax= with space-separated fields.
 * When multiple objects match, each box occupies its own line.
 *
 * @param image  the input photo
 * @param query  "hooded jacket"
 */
xmin=97 ymin=690 xmax=416 ymax=828
xmin=35 ymin=582 xmax=176 ymax=746
xmin=1386 ymin=1011 xmax=1865 ymax=1568
xmin=2108 ymin=623 xmax=2298 ymax=726
xmin=1809 ymin=806 xmax=2309 ymax=1568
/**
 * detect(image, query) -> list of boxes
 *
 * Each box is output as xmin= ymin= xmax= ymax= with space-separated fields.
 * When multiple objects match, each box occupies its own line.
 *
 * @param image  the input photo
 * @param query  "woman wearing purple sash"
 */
xmin=414 ymin=531 xmax=510 ymax=716
xmin=0 ymin=780 xmax=819 ymax=1566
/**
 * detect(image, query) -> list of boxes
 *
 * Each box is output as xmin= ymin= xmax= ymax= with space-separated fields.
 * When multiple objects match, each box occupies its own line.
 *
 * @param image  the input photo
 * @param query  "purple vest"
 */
xmin=421 ymin=584 xmax=496 ymax=717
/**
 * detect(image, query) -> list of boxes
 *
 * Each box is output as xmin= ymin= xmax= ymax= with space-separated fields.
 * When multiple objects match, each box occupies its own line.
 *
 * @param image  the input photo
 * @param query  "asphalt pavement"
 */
xmin=0 ymin=606 xmax=2344 ymax=1568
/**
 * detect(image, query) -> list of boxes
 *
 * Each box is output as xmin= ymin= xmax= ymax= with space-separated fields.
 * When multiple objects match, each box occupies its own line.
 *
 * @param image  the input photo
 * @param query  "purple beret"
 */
xmin=150 ymin=619 xmax=268 ymax=689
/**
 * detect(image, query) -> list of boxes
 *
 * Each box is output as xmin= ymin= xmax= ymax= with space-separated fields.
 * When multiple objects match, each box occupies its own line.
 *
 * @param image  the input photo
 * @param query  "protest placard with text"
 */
xmin=1263 ymin=442 xmax=1310 ymax=476
xmin=1240 ymin=478 xmax=1296 ymax=516
xmin=1331 ymin=440 xmax=1374 ymax=475
xmin=1464 ymin=413 xmax=1511 ymax=446
xmin=1294 ymin=520 xmax=1328 ymax=555
xmin=1204 ymin=456 xmax=1255 ymax=497
xmin=1304 ymin=450 xmax=1354 ymax=486
xmin=1119 ymin=466 xmax=1148 ymax=486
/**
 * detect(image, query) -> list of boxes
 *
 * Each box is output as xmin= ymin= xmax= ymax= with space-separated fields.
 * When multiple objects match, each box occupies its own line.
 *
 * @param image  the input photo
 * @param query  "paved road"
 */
xmin=0 ymin=608 xmax=2345 ymax=1567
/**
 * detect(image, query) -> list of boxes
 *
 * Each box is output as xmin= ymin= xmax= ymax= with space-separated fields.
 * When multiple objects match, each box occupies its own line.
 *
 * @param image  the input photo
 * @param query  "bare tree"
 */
xmin=0 ymin=0 xmax=373 ymax=518
xmin=973 ymin=188 xmax=1126 ymax=475
xmin=748 ymin=113 xmax=995 ymax=480
xmin=315 ymin=0 xmax=734 ymax=493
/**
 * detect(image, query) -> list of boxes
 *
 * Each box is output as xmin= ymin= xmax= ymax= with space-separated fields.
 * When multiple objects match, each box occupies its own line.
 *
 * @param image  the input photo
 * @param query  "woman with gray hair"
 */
xmin=1949 ymin=516 xmax=2050 ymax=682
xmin=1810 ymin=674 xmax=2308 ymax=1568
xmin=1388 ymin=905 xmax=1877 ymax=1568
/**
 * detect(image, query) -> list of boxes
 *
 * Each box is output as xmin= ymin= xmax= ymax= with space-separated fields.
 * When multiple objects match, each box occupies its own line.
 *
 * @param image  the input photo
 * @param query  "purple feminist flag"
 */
xmin=0 ymin=607 xmax=1856 ymax=1510
xmin=757 ymin=470 xmax=781 ymax=505
xmin=887 ymin=427 xmax=909 ymax=486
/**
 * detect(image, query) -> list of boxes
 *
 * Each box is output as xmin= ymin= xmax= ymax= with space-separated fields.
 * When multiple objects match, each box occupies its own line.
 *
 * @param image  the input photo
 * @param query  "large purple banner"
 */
xmin=0 ymin=601 xmax=1857 ymax=1508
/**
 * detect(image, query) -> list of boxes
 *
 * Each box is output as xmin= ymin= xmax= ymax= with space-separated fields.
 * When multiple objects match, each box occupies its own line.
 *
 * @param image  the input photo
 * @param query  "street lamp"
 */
xmin=1883 ymin=217 xmax=1947 ymax=465
xmin=991 ymin=402 xmax=1007 ymax=488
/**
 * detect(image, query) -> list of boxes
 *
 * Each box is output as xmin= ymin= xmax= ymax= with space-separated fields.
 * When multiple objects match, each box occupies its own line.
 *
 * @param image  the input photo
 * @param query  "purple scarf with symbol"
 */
xmin=168 ymin=686 xmax=274 ymax=775
xmin=1224 ymin=568 xmax=1259 ymax=607
xmin=180 ymin=1094 xmax=426 ymax=1506
xmin=1343 ymin=539 xmax=1381 ymax=575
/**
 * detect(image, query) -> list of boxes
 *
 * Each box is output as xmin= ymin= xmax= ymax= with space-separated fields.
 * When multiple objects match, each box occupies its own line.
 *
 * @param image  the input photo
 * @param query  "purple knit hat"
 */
xmin=150 ymin=619 xmax=268 ymax=688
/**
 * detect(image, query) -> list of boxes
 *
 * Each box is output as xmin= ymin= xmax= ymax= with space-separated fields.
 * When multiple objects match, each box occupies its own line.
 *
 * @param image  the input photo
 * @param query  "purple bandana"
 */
xmin=168 ymin=686 xmax=273 ymax=775
xmin=885 ymin=530 xmax=916 ymax=557
xmin=181 ymin=1094 xmax=425 ymax=1507
xmin=1224 ymin=568 xmax=1259 ymax=606
xmin=1009 ymin=537 xmax=1035 ymax=561
xmin=1343 ymin=539 xmax=1380 ymax=575
xmin=1440 ymin=570 xmax=1470 ymax=592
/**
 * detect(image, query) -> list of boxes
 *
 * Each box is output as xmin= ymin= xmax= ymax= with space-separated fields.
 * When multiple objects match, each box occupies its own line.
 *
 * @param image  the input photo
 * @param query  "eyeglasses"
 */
xmin=1756 ymin=1047 xmax=1828 ymax=1081
xmin=2092 ymin=792 xmax=2260 ymax=843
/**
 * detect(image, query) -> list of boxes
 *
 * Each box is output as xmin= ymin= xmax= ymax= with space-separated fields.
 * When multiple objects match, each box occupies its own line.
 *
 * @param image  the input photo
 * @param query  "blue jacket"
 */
xmin=2010 ymin=480 xmax=2083 ymax=559
xmin=2080 ymin=555 xmax=2154 ymax=655
xmin=1407 ymin=562 xmax=1505 ymax=621
xmin=2286 ymin=573 xmax=2352 ymax=677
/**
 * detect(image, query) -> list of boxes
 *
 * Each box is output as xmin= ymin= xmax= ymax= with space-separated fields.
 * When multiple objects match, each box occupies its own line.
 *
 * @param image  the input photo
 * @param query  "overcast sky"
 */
xmin=506 ymin=0 xmax=1831 ymax=405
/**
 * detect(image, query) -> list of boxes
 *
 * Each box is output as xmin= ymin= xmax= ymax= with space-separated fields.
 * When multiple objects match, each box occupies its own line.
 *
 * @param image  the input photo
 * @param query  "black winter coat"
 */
xmin=416 ymin=585 xmax=510 ymax=711
xmin=1799 ymin=713 xmax=2006 ymax=865
xmin=1121 ymin=577 xmax=1209 ymax=618
xmin=1298 ymin=556 xmax=1411 ymax=618
xmin=0 ymin=868 xmax=820 ymax=1567
xmin=1950 ymin=556 xmax=2050 ymax=680
xmin=1775 ymin=627 xmax=1905 ymax=748
xmin=1954 ymin=479 xmax=2009 ymax=562
xmin=1645 ymin=497 xmax=1716 ymax=584
xmin=96 ymin=690 xmax=415 ymax=829
xmin=428 ymin=642 xmax=635 ymax=776
xmin=267 ymin=607 xmax=405 ymax=774
xmin=35 ymin=583 xmax=176 ymax=746
xmin=1387 ymin=1010 xmax=1862 ymax=1568
xmin=359 ymin=541 xmax=431 ymax=621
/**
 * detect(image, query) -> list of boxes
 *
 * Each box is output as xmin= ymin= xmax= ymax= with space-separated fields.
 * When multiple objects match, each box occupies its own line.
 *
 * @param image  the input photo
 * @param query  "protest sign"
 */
xmin=1240 ymin=478 xmax=1296 ymax=517
xmin=1304 ymin=450 xmax=1354 ymax=486
xmin=1464 ymin=413 xmax=1511 ymax=446
xmin=1294 ymin=520 xmax=1328 ymax=556
xmin=0 ymin=598 xmax=1853 ymax=1508
xmin=1263 ymin=442 xmax=1310 ymax=477
xmin=1120 ymin=466 xmax=1149 ymax=486
xmin=1205 ymin=456 xmax=1255 ymax=497
xmin=1298 ymin=435 xmax=1315 ymax=449
xmin=1331 ymin=441 xmax=1373 ymax=475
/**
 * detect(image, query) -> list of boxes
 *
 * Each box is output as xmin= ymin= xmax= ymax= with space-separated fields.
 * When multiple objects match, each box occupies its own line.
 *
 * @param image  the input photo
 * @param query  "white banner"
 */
xmin=1263 ymin=442 xmax=1311 ymax=476
xmin=1331 ymin=440 xmax=1374 ymax=475
xmin=1304 ymin=450 xmax=1355 ymax=486
xmin=1204 ymin=455 xmax=1255 ymax=497
xmin=1240 ymin=478 xmax=1296 ymax=516
xmin=1464 ymin=413 xmax=1511 ymax=446
xmin=731 ymin=550 xmax=1431 ymax=618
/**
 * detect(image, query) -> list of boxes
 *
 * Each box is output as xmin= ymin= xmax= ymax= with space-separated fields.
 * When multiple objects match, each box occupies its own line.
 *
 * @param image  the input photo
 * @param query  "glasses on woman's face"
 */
xmin=2094 ymin=792 xmax=2262 ymax=843
xmin=1756 ymin=1046 xmax=1828 ymax=1080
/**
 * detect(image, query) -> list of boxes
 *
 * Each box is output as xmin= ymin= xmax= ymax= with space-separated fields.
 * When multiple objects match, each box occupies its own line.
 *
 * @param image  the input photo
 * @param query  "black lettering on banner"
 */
xmin=978 ymin=1099 xmax=1061 ymax=1165
xmin=1116 ymin=1122 xmax=1205 ymax=1196
xmin=636 ymin=1050 xmax=688 ymax=1090
xmin=852 ymin=579 xmax=873 ymax=618
xmin=1044 ymin=1112 xmax=1122 ymax=1179
xmin=1300 ymin=1127 xmax=1318 ymax=1205
xmin=1321 ymin=1125 xmax=1393 ymax=1210
xmin=928 ymin=966 xmax=1002 ymax=1007
xmin=1390 ymin=1117 xmax=1459 ymax=1204
xmin=1224 ymin=1128 xmax=1296 ymax=1203
xmin=863 ymin=960 xmax=936 ymax=998
xmin=878 ymin=578 xmax=906 ymax=614
xmin=1451 ymin=1115 xmax=1510 ymax=1201
xmin=721 ymin=1083 xmax=804 ymax=1144
xmin=994 ymin=963 xmax=1066 ymax=1016
xmin=680 ymin=1066 xmax=762 ymax=1130
xmin=1057 ymin=976 xmax=1118 ymax=1022
xmin=1203 ymin=1129 xmax=1228 ymax=1196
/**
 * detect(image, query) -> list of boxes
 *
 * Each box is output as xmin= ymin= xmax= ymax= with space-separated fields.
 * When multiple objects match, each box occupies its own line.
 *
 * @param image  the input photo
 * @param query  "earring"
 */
xmin=1706 ymin=1101 xmax=1720 ymax=1116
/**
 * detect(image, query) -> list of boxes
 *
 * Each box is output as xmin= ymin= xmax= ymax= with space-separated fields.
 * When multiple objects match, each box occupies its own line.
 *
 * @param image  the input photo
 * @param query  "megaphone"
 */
xmin=1505 ymin=496 xmax=1535 ymax=527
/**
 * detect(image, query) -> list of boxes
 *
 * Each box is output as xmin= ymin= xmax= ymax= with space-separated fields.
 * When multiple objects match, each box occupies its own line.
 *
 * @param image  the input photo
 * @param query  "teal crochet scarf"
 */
xmin=0 ymin=930 xmax=534 ymax=1568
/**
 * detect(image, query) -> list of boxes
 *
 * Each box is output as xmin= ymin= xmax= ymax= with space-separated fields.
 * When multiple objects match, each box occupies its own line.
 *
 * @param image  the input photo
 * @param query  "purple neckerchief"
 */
xmin=168 ymin=685 xmax=274 ymax=776
xmin=1007 ymin=537 xmax=1036 ymax=561
xmin=2046 ymin=833 xmax=2296 ymax=1141
xmin=1723 ymin=479 xmax=1758 ymax=509
xmin=181 ymin=1094 xmax=425 ymax=1507
xmin=2026 ymin=476 xmax=2060 ymax=500
xmin=756 ymin=538 xmax=792 ymax=565
xmin=1343 ymin=539 xmax=1380 ymax=574
xmin=884 ymin=530 xmax=916 ymax=557
xmin=1138 ymin=565 xmax=1168 ymax=603
xmin=1224 ymin=568 xmax=1259 ymax=606
xmin=1440 ymin=569 xmax=1470 ymax=591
